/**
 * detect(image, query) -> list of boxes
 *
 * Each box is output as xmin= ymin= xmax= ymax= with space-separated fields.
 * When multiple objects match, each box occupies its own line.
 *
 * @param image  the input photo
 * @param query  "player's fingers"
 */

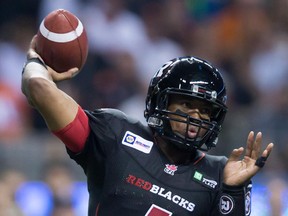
xmin=245 ymin=131 xmax=254 ymax=157
xmin=255 ymin=143 xmax=273 ymax=168
xmin=27 ymin=35 xmax=36 ymax=51
xmin=228 ymin=147 xmax=244 ymax=162
xmin=27 ymin=35 xmax=46 ymax=64
xmin=262 ymin=143 xmax=273 ymax=158
xmin=30 ymin=35 xmax=37 ymax=50
xmin=50 ymin=67 xmax=79 ymax=81
xmin=251 ymin=132 xmax=262 ymax=160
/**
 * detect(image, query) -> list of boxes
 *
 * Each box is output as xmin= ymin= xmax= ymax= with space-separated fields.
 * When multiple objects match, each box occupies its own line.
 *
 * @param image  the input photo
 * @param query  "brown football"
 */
xmin=36 ymin=9 xmax=88 ymax=73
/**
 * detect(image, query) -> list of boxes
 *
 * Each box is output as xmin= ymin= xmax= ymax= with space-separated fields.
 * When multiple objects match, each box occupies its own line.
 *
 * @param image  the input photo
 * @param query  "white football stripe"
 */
xmin=39 ymin=18 xmax=84 ymax=43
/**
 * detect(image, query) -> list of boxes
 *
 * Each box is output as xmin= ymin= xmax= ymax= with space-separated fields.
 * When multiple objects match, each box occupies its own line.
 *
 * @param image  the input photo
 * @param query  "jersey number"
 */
xmin=145 ymin=204 xmax=172 ymax=216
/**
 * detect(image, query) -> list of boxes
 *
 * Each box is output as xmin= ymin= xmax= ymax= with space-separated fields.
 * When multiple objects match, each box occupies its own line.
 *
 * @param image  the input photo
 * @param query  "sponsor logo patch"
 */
xmin=122 ymin=131 xmax=153 ymax=154
xmin=193 ymin=171 xmax=218 ymax=189
xmin=193 ymin=171 xmax=203 ymax=181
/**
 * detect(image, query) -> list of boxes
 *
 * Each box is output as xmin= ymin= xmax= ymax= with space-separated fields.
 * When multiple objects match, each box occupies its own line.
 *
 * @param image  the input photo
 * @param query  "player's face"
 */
xmin=167 ymin=95 xmax=212 ymax=139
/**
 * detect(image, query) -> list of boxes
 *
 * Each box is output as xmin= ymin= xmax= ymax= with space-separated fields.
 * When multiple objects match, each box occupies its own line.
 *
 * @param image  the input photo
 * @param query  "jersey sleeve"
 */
xmin=52 ymin=106 xmax=90 ymax=153
xmin=211 ymin=181 xmax=252 ymax=216
xmin=65 ymin=108 xmax=136 ymax=170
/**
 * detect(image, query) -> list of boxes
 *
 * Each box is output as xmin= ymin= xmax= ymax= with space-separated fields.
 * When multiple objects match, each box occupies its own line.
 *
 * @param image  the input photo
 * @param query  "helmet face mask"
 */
xmin=145 ymin=56 xmax=227 ymax=151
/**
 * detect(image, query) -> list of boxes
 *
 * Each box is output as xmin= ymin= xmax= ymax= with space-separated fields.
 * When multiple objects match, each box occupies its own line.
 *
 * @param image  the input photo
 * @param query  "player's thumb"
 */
xmin=227 ymin=147 xmax=244 ymax=162
xmin=51 ymin=67 xmax=79 ymax=81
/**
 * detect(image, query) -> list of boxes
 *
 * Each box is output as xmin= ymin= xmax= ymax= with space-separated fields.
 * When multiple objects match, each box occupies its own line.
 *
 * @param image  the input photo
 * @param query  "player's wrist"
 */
xmin=22 ymin=57 xmax=47 ymax=74
xmin=222 ymin=183 xmax=245 ymax=193
xmin=21 ymin=57 xmax=54 ymax=97
xmin=22 ymin=57 xmax=52 ymax=81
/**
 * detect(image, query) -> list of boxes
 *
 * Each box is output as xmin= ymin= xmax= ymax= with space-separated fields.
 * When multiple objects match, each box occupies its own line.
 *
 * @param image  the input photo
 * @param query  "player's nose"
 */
xmin=187 ymin=109 xmax=201 ymax=119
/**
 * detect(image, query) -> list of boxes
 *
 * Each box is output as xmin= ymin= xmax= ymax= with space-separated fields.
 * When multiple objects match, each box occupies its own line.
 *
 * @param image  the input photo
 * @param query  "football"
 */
xmin=36 ymin=9 xmax=88 ymax=73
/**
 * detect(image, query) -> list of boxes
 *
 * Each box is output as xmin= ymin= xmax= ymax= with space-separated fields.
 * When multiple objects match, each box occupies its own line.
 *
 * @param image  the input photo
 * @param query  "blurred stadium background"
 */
xmin=0 ymin=0 xmax=287 ymax=215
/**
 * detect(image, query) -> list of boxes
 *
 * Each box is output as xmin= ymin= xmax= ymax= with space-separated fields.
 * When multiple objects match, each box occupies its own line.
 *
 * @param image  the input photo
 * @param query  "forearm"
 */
xmin=21 ymin=58 xmax=79 ymax=131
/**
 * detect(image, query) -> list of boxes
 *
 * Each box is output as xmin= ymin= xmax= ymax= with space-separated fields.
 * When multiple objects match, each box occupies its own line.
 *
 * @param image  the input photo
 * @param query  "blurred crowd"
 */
xmin=0 ymin=0 xmax=288 ymax=215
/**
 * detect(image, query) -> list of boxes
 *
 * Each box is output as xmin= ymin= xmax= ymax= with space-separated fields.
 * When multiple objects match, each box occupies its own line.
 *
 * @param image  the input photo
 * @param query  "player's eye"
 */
xmin=199 ymin=107 xmax=212 ymax=116
xmin=181 ymin=102 xmax=211 ymax=114
xmin=182 ymin=101 xmax=192 ymax=108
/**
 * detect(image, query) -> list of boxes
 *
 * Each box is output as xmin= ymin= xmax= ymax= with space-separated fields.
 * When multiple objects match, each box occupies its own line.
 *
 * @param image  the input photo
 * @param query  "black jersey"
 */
xmin=67 ymin=108 xmax=251 ymax=216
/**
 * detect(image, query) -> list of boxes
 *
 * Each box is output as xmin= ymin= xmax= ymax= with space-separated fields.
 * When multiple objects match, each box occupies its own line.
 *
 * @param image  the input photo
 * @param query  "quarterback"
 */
xmin=22 ymin=36 xmax=273 ymax=215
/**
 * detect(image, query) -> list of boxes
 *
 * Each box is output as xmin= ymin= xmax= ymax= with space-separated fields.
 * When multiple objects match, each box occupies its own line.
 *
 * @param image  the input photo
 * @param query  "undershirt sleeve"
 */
xmin=52 ymin=106 xmax=90 ymax=153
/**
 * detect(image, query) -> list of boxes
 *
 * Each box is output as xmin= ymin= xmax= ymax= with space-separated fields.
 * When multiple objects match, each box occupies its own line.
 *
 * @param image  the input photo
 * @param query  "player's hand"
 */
xmin=26 ymin=35 xmax=79 ymax=82
xmin=223 ymin=131 xmax=274 ymax=186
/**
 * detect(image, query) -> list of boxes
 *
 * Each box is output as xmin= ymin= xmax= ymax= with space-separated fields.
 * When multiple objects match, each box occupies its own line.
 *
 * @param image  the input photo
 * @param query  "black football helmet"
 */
xmin=144 ymin=56 xmax=227 ymax=151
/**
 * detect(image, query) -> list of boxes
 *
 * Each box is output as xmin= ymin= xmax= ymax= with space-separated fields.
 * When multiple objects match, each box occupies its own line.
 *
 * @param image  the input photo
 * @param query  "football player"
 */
xmin=22 ymin=36 xmax=273 ymax=216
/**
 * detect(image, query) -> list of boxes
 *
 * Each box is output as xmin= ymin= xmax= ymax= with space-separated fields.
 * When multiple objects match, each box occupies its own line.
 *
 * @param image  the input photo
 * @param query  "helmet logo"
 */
xmin=164 ymin=164 xmax=178 ymax=176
